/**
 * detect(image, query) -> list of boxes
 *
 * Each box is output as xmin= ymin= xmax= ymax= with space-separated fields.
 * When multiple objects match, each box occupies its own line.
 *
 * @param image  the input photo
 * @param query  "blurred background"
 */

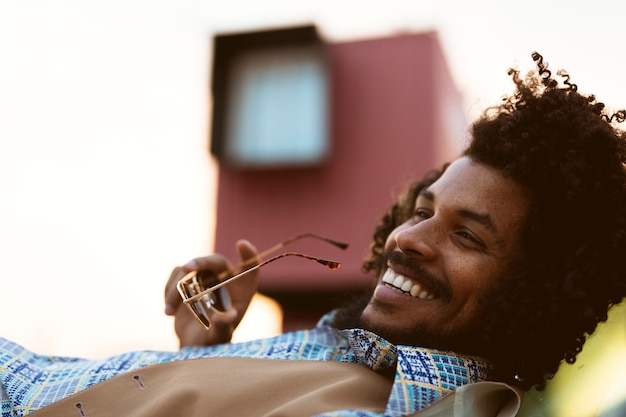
xmin=2 ymin=1 xmax=626 ymax=416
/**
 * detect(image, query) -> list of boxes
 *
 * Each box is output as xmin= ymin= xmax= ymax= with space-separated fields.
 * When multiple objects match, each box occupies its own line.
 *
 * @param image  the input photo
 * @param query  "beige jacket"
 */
xmin=30 ymin=357 xmax=522 ymax=417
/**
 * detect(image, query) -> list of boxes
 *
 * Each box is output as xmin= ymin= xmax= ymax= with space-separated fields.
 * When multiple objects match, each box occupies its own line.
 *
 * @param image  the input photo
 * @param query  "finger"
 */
xmin=230 ymin=240 xmax=260 ymax=319
xmin=236 ymin=239 xmax=259 ymax=264
xmin=165 ymin=254 xmax=231 ymax=316
xmin=210 ymin=308 xmax=238 ymax=329
xmin=203 ymin=308 xmax=239 ymax=346
xmin=181 ymin=254 xmax=230 ymax=274
xmin=164 ymin=266 xmax=186 ymax=315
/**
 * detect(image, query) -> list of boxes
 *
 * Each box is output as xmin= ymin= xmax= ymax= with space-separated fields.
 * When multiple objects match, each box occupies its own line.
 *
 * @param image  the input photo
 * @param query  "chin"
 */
xmin=328 ymin=291 xmax=372 ymax=330
xmin=358 ymin=303 xmax=484 ymax=355
xmin=358 ymin=304 xmax=421 ymax=346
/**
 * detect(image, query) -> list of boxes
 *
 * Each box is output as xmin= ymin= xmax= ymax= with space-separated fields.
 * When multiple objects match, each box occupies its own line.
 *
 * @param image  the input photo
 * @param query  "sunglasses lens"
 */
xmin=195 ymin=270 xmax=232 ymax=312
xmin=196 ymin=270 xmax=219 ymax=289
xmin=180 ymin=282 xmax=212 ymax=328
xmin=209 ymin=287 xmax=232 ymax=312
xmin=190 ymin=299 xmax=211 ymax=328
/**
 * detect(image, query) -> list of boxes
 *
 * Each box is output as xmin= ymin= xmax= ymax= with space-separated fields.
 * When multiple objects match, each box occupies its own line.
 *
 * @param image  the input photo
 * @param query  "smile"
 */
xmin=381 ymin=268 xmax=435 ymax=300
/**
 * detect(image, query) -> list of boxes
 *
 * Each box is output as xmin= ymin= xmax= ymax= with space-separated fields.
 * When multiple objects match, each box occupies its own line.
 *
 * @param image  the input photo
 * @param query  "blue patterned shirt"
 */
xmin=1 ymin=319 xmax=490 ymax=417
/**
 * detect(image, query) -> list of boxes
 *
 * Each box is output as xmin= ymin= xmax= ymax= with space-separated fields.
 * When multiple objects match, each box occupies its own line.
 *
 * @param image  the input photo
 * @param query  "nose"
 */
xmin=394 ymin=221 xmax=439 ymax=261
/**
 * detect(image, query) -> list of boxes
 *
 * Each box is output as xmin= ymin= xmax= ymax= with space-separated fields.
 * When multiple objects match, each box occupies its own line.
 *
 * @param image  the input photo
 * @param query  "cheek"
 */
xmin=446 ymin=259 xmax=491 ymax=291
xmin=449 ymin=263 xmax=500 ymax=304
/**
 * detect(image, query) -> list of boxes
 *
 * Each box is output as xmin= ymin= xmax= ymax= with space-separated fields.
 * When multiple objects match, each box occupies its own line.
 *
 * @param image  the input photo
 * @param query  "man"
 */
xmin=2 ymin=52 xmax=626 ymax=417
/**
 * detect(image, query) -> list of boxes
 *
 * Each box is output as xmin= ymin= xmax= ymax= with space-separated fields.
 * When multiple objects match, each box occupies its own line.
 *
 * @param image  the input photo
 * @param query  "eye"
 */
xmin=413 ymin=208 xmax=432 ymax=221
xmin=457 ymin=230 xmax=476 ymax=242
xmin=455 ymin=230 xmax=486 ymax=250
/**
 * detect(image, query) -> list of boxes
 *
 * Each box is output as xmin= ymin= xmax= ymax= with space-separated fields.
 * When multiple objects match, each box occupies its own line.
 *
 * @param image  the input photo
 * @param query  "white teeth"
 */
xmin=382 ymin=269 xmax=395 ymax=284
xmin=393 ymin=276 xmax=404 ymax=288
xmin=381 ymin=268 xmax=434 ymax=300
xmin=409 ymin=285 xmax=421 ymax=297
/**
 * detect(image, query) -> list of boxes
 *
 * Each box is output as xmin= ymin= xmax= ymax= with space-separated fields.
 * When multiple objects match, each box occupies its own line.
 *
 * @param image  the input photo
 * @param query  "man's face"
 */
xmin=359 ymin=156 xmax=532 ymax=354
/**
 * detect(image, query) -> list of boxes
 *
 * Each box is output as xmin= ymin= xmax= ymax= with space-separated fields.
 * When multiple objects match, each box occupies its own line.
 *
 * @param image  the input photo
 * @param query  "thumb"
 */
xmin=211 ymin=307 xmax=238 ymax=328
xmin=236 ymin=239 xmax=259 ymax=264
xmin=207 ymin=308 xmax=239 ymax=343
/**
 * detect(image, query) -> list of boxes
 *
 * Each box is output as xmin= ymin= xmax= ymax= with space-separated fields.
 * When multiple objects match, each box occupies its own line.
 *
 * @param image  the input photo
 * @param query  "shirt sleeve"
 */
xmin=312 ymin=411 xmax=386 ymax=417
xmin=2 ymin=382 xmax=12 ymax=417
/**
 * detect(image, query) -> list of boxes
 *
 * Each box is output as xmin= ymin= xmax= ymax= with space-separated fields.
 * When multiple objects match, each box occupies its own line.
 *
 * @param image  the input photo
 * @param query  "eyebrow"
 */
xmin=418 ymin=189 xmax=499 ymax=235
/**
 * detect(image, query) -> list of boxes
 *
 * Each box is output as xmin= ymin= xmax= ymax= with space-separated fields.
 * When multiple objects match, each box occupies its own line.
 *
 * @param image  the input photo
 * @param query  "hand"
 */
xmin=164 ymin=240 xmax=259 ymax=347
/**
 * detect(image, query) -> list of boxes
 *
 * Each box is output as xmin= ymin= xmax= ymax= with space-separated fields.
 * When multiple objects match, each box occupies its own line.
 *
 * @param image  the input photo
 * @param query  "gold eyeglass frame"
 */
xmin=176 ymin=233 xmax=348 ymax=330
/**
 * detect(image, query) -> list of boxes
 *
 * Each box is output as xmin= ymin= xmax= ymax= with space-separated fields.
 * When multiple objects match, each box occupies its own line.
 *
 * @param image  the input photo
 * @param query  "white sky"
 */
xmin=1 ymin=0 xmax=626 ymax=360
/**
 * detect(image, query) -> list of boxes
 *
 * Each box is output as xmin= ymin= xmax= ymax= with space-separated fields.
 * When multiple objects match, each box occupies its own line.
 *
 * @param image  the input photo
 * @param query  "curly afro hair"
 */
xmin=362 ymin=52 xmax=626 ymax=391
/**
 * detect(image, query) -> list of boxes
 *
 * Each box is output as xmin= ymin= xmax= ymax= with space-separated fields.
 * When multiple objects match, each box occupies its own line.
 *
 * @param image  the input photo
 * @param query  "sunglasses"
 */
xmin=176 ymin=233 xmax=348 ymax=330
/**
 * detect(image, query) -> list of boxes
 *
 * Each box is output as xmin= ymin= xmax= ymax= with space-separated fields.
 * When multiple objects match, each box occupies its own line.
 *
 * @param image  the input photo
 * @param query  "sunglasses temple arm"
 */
xmin=213 ymin=234 xmax=348 ymax=282
xmin=184 ymin=260 xmax=270 ymax=304
xmin=184 ymin=253 xmax=340 ymax=304
xmin=213 ymin=241 xmax=287 ymax=282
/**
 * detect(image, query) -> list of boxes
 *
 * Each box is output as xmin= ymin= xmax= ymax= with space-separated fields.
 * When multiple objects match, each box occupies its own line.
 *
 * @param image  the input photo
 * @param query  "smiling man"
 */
xmin=3 ymin=53 xmax=626 ymax=417
xmin=357 ymin=156 xmax=533 ymax=355
xmin=332 ymin=52 xmax=626 ymax=394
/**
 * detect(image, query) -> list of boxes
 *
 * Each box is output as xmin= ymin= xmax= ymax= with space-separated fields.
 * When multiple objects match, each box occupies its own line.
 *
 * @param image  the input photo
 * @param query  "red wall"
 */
xmin=213 ymin=31 xmax=461 ymax=294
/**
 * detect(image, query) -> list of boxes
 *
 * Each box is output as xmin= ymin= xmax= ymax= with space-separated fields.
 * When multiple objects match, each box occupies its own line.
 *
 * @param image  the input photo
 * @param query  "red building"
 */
xmin=210 ymin=27 xmax=465 ymax=330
